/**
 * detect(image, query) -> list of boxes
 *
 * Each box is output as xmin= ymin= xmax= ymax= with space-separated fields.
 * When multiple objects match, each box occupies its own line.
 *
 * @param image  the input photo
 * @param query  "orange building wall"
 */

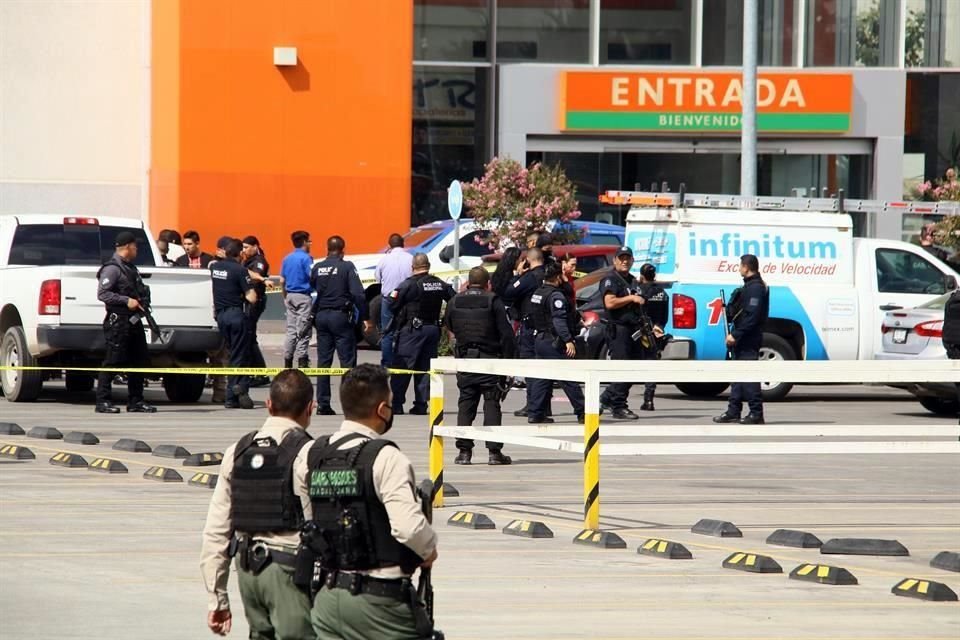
xmin=151 ymin=0 xmax=412 ymax=263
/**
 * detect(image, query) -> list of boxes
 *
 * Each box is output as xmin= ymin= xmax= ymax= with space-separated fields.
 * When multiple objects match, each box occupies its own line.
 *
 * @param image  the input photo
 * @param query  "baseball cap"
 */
xmin=115 ymin=231 xmax=138 ymax=247
xmin=615 ymin=245 xmax=633 ymax=258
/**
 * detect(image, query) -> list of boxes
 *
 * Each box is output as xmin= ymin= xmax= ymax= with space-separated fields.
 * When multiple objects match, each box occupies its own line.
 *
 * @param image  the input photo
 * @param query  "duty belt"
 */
xmin=325 ymin=571 xmax=408 ymax=600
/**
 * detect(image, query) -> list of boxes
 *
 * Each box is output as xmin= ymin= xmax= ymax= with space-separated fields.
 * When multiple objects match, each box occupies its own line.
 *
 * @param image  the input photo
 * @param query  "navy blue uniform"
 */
xmin=528 ymin=284 xmax=585 ymax=421
xmin=95 ymin=254 xmax=150 ymax=407
xmin=310 ymin=256 xmax=367 ymax=410
xmin=387 ymin=273 xmax=455 ymax=413
xmin=211 ymin=260 xmax=255 ymax=405
xmin=599 ymin=270 xmax=645 ymax=411
xmin=244 ymin=253 xmax=270 ymax=370
xmin=725 ymin=273 xmax=770 ymax=417
xmin=502 ymin=265 xmax=546 ymax=412
xmin=638 ymin=280 xmax=669 ymax=404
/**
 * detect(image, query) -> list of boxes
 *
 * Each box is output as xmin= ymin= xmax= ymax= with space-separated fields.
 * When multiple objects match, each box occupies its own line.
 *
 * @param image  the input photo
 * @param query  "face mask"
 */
xmin=378 ymin=405 xmax=394 ymax=434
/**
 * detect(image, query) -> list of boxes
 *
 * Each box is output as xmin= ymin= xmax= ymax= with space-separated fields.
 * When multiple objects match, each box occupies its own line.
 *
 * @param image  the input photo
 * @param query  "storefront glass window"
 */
xmin=412 ymin=66 xmax=490 ymax=225
xmin=496 ymin=0 xmax=589 ymax=62
xmin=702 ymin=0 xmax=796 ymax=66
xmin=806 ymin=0 xmax=898 ymax=67
xmin=414 ymin=0 xmax=489 ymax=61
xmin=904 ymin=0 xmax=960 ymax=67
xmin=599 ymin=0 xmax=693 ymax=64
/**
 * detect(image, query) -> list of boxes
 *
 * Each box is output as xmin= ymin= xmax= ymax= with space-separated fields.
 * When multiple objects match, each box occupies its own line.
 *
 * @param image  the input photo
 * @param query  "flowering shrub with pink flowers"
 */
xmin=462 ymin=157 xmax=583 ymax=248
xmin=913 ymin=178 xmax=960 ymax=203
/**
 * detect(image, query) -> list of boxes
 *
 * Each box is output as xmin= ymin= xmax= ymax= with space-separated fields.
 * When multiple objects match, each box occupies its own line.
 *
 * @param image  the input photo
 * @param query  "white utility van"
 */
xmin=607 ymin=190 xmax=960 ymax=400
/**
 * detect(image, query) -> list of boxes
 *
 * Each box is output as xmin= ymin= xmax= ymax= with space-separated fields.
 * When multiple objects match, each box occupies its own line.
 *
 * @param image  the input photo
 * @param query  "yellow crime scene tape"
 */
xmin=0 ymin=365 xmax=428 ymax=376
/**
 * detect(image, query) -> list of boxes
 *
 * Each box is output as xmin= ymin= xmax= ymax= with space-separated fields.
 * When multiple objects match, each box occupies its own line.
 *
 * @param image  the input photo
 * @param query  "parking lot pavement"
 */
xmin=1 ymin=348 xmax=958 ymax=639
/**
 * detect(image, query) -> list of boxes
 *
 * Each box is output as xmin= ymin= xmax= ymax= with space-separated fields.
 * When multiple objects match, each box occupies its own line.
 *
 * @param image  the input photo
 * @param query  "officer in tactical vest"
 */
xmin=527 ymin=262 xmax=585 ymax=424
xmin=714 ymin=254 xmax=770 ymax=425
xmin=200 ymin=369 xmax=316 ymax=640
xmin=444 ymin=266 xmax=516 ymax=466
xmin=501 ymin=247 xmax=547 ymax=418
xmin=293 ymin=364 xmax=439 ymax=640
xmin=598 ymin=246 xmax=647 ymax=420
xmin=94 ymin=231 xmax=156 ymax=414
xmin=386 ymin=253 xmax=455 ymax=415
xmin=309 ymin=235 xmax=371 ymax=416
xmin=637 ymin=263 xmax=669 ymax=412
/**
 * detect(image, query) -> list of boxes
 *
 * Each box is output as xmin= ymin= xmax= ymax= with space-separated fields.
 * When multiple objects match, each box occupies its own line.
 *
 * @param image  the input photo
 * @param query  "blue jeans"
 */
xmin=380 ymin=297 xmax=395 ymax=367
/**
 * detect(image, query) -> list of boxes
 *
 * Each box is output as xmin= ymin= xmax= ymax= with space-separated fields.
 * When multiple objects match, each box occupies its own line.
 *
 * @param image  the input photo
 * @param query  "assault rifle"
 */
xmin=140 ymin=304 xmax=167 ymax=344
xmin=416 ymin=479 xmax=444 ymax=640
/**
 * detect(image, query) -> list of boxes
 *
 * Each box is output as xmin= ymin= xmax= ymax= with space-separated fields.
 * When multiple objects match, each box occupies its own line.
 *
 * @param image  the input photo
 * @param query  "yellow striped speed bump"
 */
xmin=87 ymin=458 xmax=128 ymax=474
xmin=27 ymin=426 xmax=63 ymax=440
xmin=638 ymin=538 xmax=693 ymax=560
xmin=930 ymin=551 xmax=960 ymax=573
xmin=766 ymin=529 xmax=822 ymax=549
xmin=502 ymin=520 xmax=554 ymax=539
xmin=447 ymin=511 xmax=496 ymax=530
xmin=722 ymin=552 xmax=782 ymax=574
xmin=0 ymin=444 xmax=36 ymax=460
xmin=153 ymin=444 xmax=191 ymax=459
xmin=0 ymin=422 xmax=24 ymax=436
xmin=789 ymin=563 xmax=858 ymax=586
xmin=820 ymin=538 xmax=909 ymax=556
xmin=891 ymin=578 xmax=958 ymax=602
xmin=143 ymin=466 xmax=184 ymax=483
xmin=113 ymin=438 xmax=151 ymax=453
xmin=573 ymin=529 xmax=627 ymax=549
xmin=64 ymin=431 xmax=100 ymax=445
xmin=183 ymin=452 xmax=223 ymax=467
xmin=188 ymin=472 xmax=218 ymax=489
xmin=49 ymin=452 xmax=88 ymax=468
xmin=692 ymin=518 xmax=742 ymax=538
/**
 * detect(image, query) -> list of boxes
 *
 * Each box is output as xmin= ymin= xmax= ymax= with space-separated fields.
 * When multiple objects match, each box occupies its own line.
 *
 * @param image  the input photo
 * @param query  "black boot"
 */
xmin=488 ymin=451 xmax=512 ymax=465
xmin=297 ymin=357 xmax=310 ymax=369
xmin=641 ymin=392 xmax=655 ymax=412
xmin=284 ymin=358 xmax=293 ymax=370
xmin=95 ymin=402 xmax=120 ymax=414
xmin=454 ymin=449 xmax=472 ymax=465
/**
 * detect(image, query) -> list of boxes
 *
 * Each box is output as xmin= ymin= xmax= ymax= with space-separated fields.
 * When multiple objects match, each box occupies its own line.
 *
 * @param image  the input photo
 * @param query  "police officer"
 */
xmin=386 ymin=253 xmax=455 ymax=415
xmin=444 ymin=266 xmax=516 ymax=466
xmin=310 ymin=235 xmax=370 ymax=416
xmin=94 ymin=231 xmax=157 ymax=414
xmin=527 ymin=262 xmax=585 ymax=424
xmin=293 ymin=364 xmax=438 ymax=640
xmin=714 ymin=254 xmax=770 ymax=425
xmin=598 ymin=246 xmax=646 ymax=420
xmin=212 ymin=238 xmax=258 ymax=409
xmin=201 ymin=369 xmax=315 ymax=640
xmin=638 ymin=263 xmax=669 ymax=412
xmin=502 ymin=247 xmax=547 ymax=418
xmin=242 ymin=236 xmax=271 ymax=387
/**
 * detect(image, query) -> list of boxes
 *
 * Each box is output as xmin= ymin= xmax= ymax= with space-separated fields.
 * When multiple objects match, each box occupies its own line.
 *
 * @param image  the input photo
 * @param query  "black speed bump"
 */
xmin=447 ymin=511 xmax=496 ymax=530
xmin=442 ymin=483 xmax=460 ymax=497
xmin=0 ymin=444 xmax=35 ymax=460
xmin=153 ymin=444 xmax=191 ymax=459
xmin=0 ymin=423 xmax=24 ymax=436
xmin=573 ymin=529 xmax=627 ymax=549
xmin=64 ymin=432 xmax=100 ymax=445
xmin=789 ymin=564 xmax=858 ymax=586
xmin=28 ymin=426 xmax=63 ymax=440
xmin=638 ymin=538 xmax=693 ymax=560
xmin=144 ymin=466 xmax=183 ymax=483
xmin=182 ymin=452 xmax=223 ymax=467
xmin=113 ymin=439 xmax=152 ymax=453
xmin=692 ymin=519 xmax=742 ymax=538
xmin=722 ymin=552 xmax=782 ymax=574
xmin=930 ymin=551 xmax=960 ymax=573
xmin=502 ymin=519 xmax=553 ymax=539
xmin=49 ymin=452 xmax=88 ymax=468
xmin=821 ymin=538 xmax=909 ymax=557
xmin=767 ymin=529 xmax=822 ymax=548
xmin=188 ymin=472 xmax=218 ymax=489
xmin=891 ymin=578 xmax=958 ymax=602
xmin=88 ymin=458 xmax=128 ymax=474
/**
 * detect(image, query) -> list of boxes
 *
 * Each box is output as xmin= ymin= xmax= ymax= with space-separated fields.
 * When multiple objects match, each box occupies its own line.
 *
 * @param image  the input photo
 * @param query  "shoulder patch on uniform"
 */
xmin=389 ymin=290 xmax=399 ymax=299
xmin=748 ymin=297 xmax=760 ymax=307
xmin=554 ymin=299 xmax=563 ymax=309
xmin=603 ymin=279 xmax=612 ymax=288
xmin=101 ymin=278 xmax=110 ymax=285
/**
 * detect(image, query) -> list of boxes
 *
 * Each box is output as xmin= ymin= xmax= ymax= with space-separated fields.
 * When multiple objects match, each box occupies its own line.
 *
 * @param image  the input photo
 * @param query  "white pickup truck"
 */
xmin=0 ymin=215 xmax=222 ymax=402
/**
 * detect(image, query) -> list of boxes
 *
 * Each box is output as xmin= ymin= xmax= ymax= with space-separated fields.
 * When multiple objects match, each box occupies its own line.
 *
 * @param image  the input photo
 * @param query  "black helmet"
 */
xmin=640 ymin=263 xmax=656 ymax=280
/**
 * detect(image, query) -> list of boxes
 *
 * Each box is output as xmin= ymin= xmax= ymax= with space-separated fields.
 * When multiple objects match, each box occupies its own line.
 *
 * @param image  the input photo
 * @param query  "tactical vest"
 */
xmin=230 ymin=429 xmax=313 ymax=534
xmin=517 ymin=266 xmax=546 ymax=323
xmin=399 ymin=275 xmax=446 ymax=327
xmin=639 ymin=281 xmax=669 ymax=327
xmin=608 ymin=271 xmax=642 ymax=326
xmin=448 ymin=289 xmax=500 ymax=354
xmin=529 ymin=284 xmax=555 ymax=334
xmin=306 ymin=433 xmax=423 ymax=574
xmin=97 ymin=255 xmax=142 ymax=314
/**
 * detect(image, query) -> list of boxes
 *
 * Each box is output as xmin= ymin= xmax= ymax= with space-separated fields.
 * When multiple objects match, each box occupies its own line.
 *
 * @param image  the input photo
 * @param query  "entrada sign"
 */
xmin=560 ymin=71 xmax=853 ymax=134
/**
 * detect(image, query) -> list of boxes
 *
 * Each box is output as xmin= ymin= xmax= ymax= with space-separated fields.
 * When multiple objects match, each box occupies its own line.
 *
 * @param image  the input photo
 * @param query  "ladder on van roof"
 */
xmin=599 ymin=186 xmax=960 ymax=216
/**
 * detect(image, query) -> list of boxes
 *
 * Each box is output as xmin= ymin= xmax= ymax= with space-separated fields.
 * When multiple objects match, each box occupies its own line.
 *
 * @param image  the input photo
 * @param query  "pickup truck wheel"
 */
xmin=918 ymin=396 xmax=960 ymax=416
xmin=163 ymin=374 xmax=206 ymax=403
xmin=1 ymin=326 xmax=43 ymax=402
xmin=65 ymin=372 xmax=95 ymax=393
xmin=759 ymin=333 xmax=797 ymax=402
xmin=675 ymin=382 xmax=729 ymax=398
